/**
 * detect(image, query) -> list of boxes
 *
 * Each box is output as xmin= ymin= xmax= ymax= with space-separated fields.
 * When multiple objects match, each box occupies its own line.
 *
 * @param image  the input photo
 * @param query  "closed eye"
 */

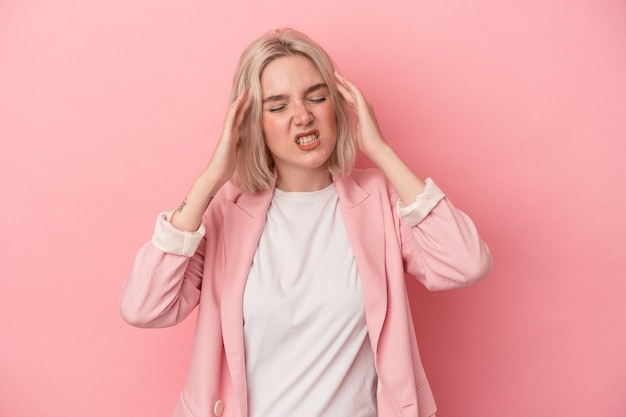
xmin=308 ymin=96 xmax=328 ymax=104
xmin=268 ymin=104 xmax=287 ymax=112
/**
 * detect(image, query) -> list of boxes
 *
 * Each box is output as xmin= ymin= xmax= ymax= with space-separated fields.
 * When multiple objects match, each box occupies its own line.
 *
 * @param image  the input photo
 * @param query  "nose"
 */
xmin=293 ymin=101 xmax=313 ymax=126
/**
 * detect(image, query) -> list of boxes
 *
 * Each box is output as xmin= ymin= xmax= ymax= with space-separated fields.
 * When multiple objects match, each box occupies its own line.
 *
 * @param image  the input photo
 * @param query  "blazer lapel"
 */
xmin=333 ymin=175 xmax=388 ymax=356
xmin=220 ymin=188 xmax=272 ymax=417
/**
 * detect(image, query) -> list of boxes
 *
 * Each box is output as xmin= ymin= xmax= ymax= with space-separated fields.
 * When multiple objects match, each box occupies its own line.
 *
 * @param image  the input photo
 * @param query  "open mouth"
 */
xmin=296 ymin=132 xmax=319 ymax=145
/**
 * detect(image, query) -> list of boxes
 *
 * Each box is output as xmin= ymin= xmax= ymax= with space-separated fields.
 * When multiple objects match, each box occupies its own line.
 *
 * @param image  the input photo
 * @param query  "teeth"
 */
xmin=297 ymin=133 xmax=318 ymax=145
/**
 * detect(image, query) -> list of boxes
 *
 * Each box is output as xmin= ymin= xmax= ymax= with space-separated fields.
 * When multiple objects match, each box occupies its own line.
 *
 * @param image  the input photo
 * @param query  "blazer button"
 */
xmin=213 ymin=400 xmax=224 ymax=416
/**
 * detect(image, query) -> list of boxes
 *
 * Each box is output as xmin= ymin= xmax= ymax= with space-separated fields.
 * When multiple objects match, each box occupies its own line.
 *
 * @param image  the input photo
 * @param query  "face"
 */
xmin=260 ymin=54 xmax=337 ymax=186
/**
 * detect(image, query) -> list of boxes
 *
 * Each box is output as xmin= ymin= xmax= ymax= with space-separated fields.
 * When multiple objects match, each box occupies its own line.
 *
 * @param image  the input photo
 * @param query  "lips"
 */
xmin=294 ymin=130 xmax=322 ymax=151
xmin=295 ymin=131 xmax=319 ymax=145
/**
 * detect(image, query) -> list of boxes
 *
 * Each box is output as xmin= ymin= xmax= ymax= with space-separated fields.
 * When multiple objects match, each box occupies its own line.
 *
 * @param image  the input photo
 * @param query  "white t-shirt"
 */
xmin=243 ymin=184 xmax=378 ymax=417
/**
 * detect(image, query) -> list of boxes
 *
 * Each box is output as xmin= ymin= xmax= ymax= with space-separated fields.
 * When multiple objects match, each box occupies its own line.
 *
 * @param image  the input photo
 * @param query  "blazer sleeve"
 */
xmin=397 ymin=179 xmax=493 ymax=290
xmin=119 ymin=210 xmax=206 ymax=328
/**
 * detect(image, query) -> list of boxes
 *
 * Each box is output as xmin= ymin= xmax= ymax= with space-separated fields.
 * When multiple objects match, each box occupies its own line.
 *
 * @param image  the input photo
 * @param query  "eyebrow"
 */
xmin=262 ymin=83 xmax=328 ymax=104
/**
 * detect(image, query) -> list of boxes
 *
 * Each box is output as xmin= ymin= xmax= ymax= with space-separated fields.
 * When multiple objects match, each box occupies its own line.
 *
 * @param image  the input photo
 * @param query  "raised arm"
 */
xmin=335 ymin=72 xmax=492 ymax=289
xmin=334 ymin=72 xmax=426 ymax=205
xmin=120 ymin=90 xmax=250 ymax=327
xmin=170 ymin=89 xmax=251 ymax=232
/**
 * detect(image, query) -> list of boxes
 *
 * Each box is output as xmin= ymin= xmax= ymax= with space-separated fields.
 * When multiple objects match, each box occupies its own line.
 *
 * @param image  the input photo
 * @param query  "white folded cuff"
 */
xmin=151 ymin=209 xmax=206 ymax=257
xmin=396 ymin=178 xmax=446 ymax=226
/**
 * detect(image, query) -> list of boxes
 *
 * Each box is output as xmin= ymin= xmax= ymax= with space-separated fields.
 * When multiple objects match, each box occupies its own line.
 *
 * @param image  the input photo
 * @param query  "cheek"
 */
xmin=261 ymin=115 xmax=282 ymax=141
xmin=318 ymin=105 xmax=337 ymax=129
xmin=326 ymin=109 xmax=338 ymax=136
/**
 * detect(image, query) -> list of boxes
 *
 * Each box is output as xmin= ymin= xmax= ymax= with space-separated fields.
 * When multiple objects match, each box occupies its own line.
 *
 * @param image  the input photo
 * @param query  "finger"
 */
xmin=334 ymin=72 xmax=358 ymax=105
xmin=334 ymin=71 xmax=352 ymax=95
xmin=234 ymin=90 xmax=251 ymax=127
xmin=335 ymin=81 xmax=355 ymax=107
xmin=334 ymin=71 xmax=359 ymax=94
xmin=335 ymin=71 xmax=368 ymax=108
xmin=224 ymin=90 xmax=248 ymax=129
xmin=334 ymin=70 xmax=348 ymax=85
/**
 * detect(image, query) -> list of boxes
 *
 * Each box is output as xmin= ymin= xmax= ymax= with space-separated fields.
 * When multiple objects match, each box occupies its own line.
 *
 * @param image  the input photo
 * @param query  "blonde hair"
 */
xmin=230 ymin=28 xmax=355 ymax=193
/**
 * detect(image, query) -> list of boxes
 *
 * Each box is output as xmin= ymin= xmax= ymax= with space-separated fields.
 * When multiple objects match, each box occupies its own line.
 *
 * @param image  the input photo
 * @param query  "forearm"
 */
xmin=170 ymin=171 xmax=222 ymax=232
xmin=334 ymin=72 xmax=426 ymax=202
xmin=170 ymin=89 xmax=250 ymax=232
xmin=367 ymin=142 xmax=426 ymax=205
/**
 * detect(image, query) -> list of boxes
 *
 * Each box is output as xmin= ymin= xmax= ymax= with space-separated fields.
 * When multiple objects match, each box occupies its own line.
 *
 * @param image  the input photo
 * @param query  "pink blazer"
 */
xmin=121 ymin=169 xmax=492 ymax=417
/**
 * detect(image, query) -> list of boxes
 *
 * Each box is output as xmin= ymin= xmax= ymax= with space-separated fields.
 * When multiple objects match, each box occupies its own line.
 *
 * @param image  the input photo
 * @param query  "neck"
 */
xmin=275 ymin=169 xmax=332 ymax=192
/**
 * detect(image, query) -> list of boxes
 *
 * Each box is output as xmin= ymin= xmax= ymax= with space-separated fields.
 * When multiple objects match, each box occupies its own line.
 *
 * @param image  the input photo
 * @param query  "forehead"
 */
xmin=260 ymin=55 xmax=325 ymax=93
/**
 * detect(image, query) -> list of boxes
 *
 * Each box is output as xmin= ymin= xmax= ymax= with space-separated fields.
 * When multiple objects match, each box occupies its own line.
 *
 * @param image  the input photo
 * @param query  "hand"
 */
xmin=204 ymin=89 xmax=251 ymax=189
xmin=170 ymin=90 xmax=251 ymax=232
xmin=335 ymin=71 xmax=426 ymax=202
xmin=334 ymin=71 xmax=388 ymax=159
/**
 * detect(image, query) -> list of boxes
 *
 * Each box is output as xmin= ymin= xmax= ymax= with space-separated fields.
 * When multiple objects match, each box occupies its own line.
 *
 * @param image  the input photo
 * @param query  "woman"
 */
xmin=121 ymin=28 xmax=492 ymax=417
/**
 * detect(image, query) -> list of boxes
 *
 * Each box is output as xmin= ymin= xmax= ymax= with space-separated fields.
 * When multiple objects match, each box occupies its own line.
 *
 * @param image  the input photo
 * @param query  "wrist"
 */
xmin=363 ymin=140 xmax=393 ymax=166
xmin=195 ymin=169 xmax=226 ymax=198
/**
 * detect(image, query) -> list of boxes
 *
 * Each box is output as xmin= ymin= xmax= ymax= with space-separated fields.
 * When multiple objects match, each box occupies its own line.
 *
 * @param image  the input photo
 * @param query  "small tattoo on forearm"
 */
xmin=177 ymin=198 xmax=188 ymax=213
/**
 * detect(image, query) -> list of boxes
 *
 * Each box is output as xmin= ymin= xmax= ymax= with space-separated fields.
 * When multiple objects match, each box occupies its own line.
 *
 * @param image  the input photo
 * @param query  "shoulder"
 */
xmin=204 ymin=180 xmax=272 ymax=220
xmin=334 ymin=168 xmax=399 ymax=208
xmin=217 ymin=180 xmax=247 ymax=202
xmin=348 ymin=167 xmax=385 ymax=182
xmin=339 ymin=168 xmax=393 ymax=194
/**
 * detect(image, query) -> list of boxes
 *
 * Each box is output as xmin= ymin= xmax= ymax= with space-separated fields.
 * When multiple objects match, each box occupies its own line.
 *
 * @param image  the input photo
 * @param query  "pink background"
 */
xmin=2 ymin=0 xmax=625 ymax=416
